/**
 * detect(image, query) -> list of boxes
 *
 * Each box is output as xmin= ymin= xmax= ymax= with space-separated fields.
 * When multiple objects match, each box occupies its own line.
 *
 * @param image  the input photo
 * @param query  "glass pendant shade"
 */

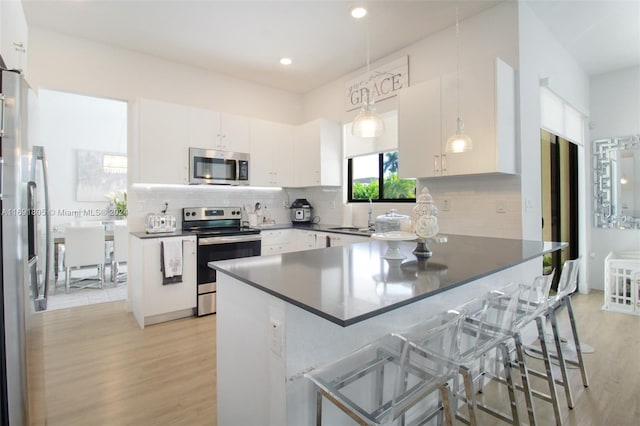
xmin=445 ymin=118 xmax=473 ymax=153
xmin=352 ymin=103 xmax=385 ymax=138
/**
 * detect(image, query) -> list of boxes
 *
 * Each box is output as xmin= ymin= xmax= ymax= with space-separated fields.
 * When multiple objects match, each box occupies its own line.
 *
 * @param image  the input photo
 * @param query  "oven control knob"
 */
xmin=185 ymin=212 xmax=191 ymax=217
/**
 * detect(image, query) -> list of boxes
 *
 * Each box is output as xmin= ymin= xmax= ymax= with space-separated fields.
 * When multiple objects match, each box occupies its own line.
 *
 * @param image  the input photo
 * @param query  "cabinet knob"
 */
xmin=434 ymin=155 xmax=440 ymax=173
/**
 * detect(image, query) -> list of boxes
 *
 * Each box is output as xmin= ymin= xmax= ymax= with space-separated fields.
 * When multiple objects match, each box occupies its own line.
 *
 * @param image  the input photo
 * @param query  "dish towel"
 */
xmin=160 ymin=239 xmax=183 ymax=285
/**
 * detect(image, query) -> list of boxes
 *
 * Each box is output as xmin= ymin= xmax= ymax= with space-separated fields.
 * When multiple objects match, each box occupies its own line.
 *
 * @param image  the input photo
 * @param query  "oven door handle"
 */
xmin=198 ymin=234 xmax=262 ymax=246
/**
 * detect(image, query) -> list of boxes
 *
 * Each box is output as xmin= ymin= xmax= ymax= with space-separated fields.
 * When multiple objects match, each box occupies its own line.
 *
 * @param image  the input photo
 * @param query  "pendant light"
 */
xmin=445 ymin=7 xmax=472 ymax=153
xmin=351 ymin=11 xmax=384 ymax=138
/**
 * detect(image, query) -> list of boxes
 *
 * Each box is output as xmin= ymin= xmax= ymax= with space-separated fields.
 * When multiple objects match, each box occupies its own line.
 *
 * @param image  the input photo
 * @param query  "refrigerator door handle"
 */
xmin=0 ymin=92 xmax=5 ymax=137
xmin=31 ymin=146 xmax=51 ymax=311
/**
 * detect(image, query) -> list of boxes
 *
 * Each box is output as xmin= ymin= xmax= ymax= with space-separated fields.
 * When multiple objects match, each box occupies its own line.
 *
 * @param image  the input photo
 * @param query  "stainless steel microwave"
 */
xmin=189 ymin=148 xmax=249 ymax=185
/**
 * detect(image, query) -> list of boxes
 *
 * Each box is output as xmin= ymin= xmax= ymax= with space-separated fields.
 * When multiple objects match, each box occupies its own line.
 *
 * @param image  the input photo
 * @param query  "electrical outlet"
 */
xmin=442 ymin=199 xmax=450 ymax=211
xmin=496 ymin=200 xmax=506 ymax=213
xmin=330 ymin=200 xmax=336 ymax=209
xmin=270 ymin=319 xmax=283 ymax=357
xmin=283 ymin=201 xmax=289 ymax=208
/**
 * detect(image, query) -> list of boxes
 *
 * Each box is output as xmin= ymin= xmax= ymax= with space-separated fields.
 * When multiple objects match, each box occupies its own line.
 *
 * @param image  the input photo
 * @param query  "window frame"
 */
xmin=347 ymin=152 xmax=416 ymax=203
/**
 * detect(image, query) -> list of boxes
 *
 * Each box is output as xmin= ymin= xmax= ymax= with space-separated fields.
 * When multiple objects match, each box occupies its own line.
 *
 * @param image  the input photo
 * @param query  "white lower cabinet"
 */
xmin=130 ymin=235 xmax=197 ymax=327
xmin=260 ymin=229 xmax=294 ymax=255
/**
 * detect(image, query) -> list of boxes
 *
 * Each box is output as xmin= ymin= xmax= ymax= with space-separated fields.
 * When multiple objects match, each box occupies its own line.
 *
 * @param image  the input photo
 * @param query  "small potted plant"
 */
xmin=106 ymin=190 xmax=127 ymax=217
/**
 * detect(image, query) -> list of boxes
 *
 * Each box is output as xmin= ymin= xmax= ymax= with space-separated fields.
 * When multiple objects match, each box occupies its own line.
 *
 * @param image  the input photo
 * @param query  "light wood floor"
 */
xmin=40 ymin=291 xmax=638 ymax=425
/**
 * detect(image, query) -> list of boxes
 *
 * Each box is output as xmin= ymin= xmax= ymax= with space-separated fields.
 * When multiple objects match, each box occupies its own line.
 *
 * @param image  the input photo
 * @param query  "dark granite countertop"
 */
xmin=210 ymin=234 xmax=566 ymax=327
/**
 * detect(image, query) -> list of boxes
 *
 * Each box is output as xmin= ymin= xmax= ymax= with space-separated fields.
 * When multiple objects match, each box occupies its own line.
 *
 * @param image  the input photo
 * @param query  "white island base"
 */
xmin=216 ymin=259 xmax=540 ymax=425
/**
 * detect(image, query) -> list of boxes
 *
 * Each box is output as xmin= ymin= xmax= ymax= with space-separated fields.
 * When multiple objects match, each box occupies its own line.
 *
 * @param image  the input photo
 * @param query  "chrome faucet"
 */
xmin=367 ymin=198 xmax=375 ymax=231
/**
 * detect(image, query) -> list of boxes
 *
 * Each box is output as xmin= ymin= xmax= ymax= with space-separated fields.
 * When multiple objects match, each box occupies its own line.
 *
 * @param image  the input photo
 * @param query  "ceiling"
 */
xmin=22 ymin=0 xmax=640 ymax=94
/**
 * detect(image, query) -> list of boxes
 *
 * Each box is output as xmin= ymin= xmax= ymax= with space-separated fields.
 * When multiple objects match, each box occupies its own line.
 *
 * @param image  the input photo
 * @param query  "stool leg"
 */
xmin=440 ymin=383 xmax=454 ymax=426
xmin=459 ymin=366 xmax=478 ymax=426
xmin=549 ymin=308 xmax=574 ymax=408
xmin=565 ymin=297 xmax=589 ymax=388
xmin=498 ymin=343 xmax=520 ymax=425
xmin=514 ymin=333 xmax=536 ymax=426
xmin=316 ymin=391 xmax=322 ymax=426
xmin=536 ymin=316 xmax=563 ymax=425
xmin=65 ymin=267 xmax=70 ymax=294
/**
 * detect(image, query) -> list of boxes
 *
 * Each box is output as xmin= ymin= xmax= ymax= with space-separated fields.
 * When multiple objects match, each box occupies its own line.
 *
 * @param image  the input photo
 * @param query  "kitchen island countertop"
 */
xmin=210 ymin=234 xmax=565 ymax=326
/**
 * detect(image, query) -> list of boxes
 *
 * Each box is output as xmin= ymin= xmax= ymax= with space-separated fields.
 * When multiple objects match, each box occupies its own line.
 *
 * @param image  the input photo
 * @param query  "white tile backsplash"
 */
xmin=129 ymin=173 xmax=522 ymax=239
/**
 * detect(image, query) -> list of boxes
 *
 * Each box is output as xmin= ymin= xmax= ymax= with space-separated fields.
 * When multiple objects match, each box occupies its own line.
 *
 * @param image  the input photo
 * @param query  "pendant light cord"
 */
xmin=455 ymin=7 xmax=461 ymax=124
xmin=366 ymin=21 xmax=371 ymax=106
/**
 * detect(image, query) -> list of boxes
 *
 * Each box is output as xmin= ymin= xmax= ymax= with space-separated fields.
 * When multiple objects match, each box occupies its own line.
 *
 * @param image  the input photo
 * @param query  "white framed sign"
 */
xmin=345 ymin=56 xmax=409 ymax=112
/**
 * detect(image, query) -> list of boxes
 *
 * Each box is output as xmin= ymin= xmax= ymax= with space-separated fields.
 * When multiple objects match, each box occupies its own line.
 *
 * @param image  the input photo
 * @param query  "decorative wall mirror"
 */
xmin=593 ymin=135 xmax=640 ymax=229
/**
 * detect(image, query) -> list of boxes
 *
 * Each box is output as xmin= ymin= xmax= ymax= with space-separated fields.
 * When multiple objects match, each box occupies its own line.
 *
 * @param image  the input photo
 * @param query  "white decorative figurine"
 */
xmin=412 ymin=187 xmax=439 ymax=257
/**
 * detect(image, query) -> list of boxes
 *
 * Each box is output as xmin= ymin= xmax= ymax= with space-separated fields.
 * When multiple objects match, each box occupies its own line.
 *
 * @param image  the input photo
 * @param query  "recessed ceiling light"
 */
xmin=350 ymin=6 xmax=367 ymax=19
xmin=279 ymin=57 xmax=292 ymax=66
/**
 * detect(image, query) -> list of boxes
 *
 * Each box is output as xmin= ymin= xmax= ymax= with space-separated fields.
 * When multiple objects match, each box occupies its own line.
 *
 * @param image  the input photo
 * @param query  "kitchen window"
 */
xmin=347 ymin=151 xmax=416 ymax=202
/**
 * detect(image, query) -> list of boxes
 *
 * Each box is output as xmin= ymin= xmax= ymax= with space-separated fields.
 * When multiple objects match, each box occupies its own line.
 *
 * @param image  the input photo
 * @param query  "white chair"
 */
xmin=64 ymin=224 xmax=106 ymax=293
xmin=111 ymin=222 xmax=128 ymax=284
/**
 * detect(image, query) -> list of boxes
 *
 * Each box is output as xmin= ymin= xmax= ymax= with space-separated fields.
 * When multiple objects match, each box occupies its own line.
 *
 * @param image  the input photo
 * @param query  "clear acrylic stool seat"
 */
xmin=448 ymin=285 xmax=525 ymax=426
xmin=305 ymin=310 xmax=464 ymax=425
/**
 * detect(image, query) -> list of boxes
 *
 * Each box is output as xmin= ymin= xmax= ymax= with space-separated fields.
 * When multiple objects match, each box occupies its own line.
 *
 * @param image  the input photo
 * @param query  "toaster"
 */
xmin=145 ymin=213 xmax=177 ymax=234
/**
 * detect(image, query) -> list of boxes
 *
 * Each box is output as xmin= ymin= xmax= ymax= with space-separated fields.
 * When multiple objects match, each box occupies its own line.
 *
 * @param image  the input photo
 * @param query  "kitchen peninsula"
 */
xmin=210 ymin=235 xmax=565 ymax=425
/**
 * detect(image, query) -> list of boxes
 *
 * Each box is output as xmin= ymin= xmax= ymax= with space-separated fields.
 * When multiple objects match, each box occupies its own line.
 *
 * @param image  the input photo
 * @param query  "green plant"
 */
xmin=353 ymin=179 xmax=379 ymax=200
xmin=107 ymin=190 xmax=127 ymax=216
xmin=383 ymin=173 xmax=415 ymax=199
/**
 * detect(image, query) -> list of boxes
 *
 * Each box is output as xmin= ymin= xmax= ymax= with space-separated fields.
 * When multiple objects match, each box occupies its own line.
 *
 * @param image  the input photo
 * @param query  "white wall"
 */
xmin=27 ymin=28 xmax=303 ymax=125
xmin=303 ymin=1 xmax=523 ymax=239
xmin=588 ymin=66 xmax=640 ymax=290
xmin=38 ymin=89 xmax=127 ymax=227
xmin=517 ymin=2 xmax=590 ymax=292
xmin=27 ymin=28 xmax=306 ymax=233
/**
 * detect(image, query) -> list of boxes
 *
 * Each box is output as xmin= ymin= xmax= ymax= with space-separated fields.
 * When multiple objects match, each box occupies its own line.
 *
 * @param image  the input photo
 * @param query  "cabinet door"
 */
xmin=294 ymin=119 xmax=341 ymax=187
xmin=0 ymin=0 xmax=28 ymax=74
xmin=138 ymin=99 xmax=190 ymax=184
xmin=268 ymin=123 xmax=294 ymax=187
xmin=441 ymin=58 xmax=515 ymax=175
xmin=293 ymin=121 xmax=320 ymax=187
xmin=189 ymin=107 xmax=221 ymax=149
xmin=142 ymin=237 xmax=197 ymax=318
xmin=221 ymin=113 xmax=251 ymax=153
xmin=398 ymin=78 xmax=442 ymax=178
xmin=250 ymin=119 xmax=293 ymax=186
xmin=318 ymin=119 xmax=342 ymax=186
xmin=249 ymin=119 xmax=276 ymax=186
xmin=441 ymin=63 xmax=496 ymax=176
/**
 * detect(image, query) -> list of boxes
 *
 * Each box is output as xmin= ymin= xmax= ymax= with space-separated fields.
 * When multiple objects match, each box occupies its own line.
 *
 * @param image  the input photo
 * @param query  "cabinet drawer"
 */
xmin=198 ymin=292 xmax=216 ymax=316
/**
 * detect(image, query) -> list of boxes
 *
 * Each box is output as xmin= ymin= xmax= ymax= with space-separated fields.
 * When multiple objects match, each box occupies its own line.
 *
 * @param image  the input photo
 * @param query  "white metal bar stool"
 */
xmin=111 ymin=221 xmax=128 ymax=284
xmin=525 ymin=258 xmax=589 ymax=410
xmin=305 ymin=310 xmax=464 ymax=425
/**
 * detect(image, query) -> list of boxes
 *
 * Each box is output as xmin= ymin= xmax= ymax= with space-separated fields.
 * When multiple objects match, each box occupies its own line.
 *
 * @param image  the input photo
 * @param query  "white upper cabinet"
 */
xmin=0 ymin=0 xmax=28 ymax=75
xmin=189 ymin=108 xmax=251 ymax=153
xmin=136 ymin=99 xmax=253 ymax=184
xmin=344 ymin=110 xmax=398 ymax=158
xmin=398 ymin=78 xmax=442 ymax=178
xmin=250 ymin=119 xmax=294 ymax=187
xmin=293 ymin=118 xmax=341 ymax=187
xmin=137 ymin=98 xmax=190 ymax=184
xmin=398 ymin=57 xmax=516 ymax=178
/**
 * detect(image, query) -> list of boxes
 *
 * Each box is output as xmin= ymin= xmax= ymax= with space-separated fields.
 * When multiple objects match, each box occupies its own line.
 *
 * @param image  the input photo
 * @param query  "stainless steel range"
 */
xmin=182 ymin=207 xmax=261 ymax=316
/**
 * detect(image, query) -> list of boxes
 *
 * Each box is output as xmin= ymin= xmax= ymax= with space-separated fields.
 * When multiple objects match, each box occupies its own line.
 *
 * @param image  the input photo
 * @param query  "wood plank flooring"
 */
xmin=39 ymin=291 xmax=638 ymax=425
xmin=41 ymin=302 xmax=216 ymax=425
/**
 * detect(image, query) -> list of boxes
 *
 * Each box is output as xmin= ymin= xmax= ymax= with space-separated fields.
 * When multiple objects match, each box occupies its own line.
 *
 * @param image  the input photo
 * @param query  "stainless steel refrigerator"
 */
xmin=1 ymin=67 xmax=48 ymax=425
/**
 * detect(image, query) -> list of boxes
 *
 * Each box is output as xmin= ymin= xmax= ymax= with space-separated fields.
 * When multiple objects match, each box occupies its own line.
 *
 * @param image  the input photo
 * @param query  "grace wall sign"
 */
xmin=345 ymin=56 xmax=409 ymax=112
